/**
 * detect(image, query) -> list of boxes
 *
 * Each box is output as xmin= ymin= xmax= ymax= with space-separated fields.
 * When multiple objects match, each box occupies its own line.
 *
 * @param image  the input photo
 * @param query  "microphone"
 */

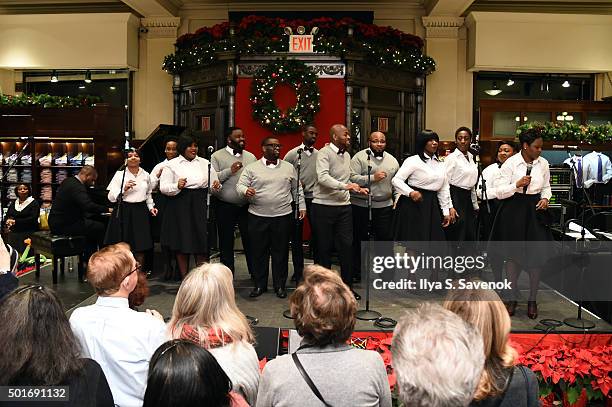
xmin=207 ymin=146 xmax=214 ymax=157
xmin=297 ymin=148 xmax=303 ymax=155
xmin=523 ymin=163 xmax=533 ymax=194
xmin=366 ymin=149 xmax=372 ymax=158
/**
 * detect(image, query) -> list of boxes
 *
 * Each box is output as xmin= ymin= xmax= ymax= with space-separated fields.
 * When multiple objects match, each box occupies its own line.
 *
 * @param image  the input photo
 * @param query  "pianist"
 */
xmin=49 ymin=165 xmax=112 ymax=252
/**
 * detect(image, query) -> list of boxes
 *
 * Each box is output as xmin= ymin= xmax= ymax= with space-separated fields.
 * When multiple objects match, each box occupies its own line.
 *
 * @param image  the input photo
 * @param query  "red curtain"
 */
xmin=235 ymin=78 xmax=345 ymax=158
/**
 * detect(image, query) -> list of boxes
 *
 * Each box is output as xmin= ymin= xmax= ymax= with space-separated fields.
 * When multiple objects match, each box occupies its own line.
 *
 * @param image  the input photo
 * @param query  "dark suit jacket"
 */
xmin=49 ymin=176 xmax=108 ymax=233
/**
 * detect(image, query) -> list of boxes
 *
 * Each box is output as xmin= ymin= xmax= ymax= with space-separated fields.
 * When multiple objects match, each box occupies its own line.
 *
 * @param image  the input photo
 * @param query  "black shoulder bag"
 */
xmin=292 ymin=350 xmax=333 ymax=407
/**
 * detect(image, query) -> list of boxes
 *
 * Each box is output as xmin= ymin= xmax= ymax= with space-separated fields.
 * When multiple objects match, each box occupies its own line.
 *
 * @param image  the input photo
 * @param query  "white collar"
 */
xmin=329 ymin=143 xmax=345 ymax=154
xmin=14 ymin=197 xmax=35 ymax=212
xmin=177 ymin=155 xmax=201 ymax=164
xmin=226 ymin=145 xmax=242 ymax=157
xmin=95 ymin=296 xmax=130 ymax=308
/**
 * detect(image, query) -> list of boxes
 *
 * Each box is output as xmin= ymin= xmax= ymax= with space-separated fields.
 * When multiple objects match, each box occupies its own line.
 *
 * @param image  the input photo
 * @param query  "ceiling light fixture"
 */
xmin=507 ymin=77 xmax=514 ymax=86
xmin=84 ymin=70 xmax=92 ymax=84
xmin=484 ymin=81 xmax=502 ymax=96
xmin=562 ymin=80 xmax=570 ymax=88
xmin=50 ymin=70 xmax=58 ymax=83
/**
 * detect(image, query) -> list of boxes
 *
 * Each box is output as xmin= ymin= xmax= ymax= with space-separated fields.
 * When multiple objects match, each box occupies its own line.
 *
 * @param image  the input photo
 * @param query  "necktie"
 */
xmin=233 ymin=149 xmax=242 ymax=156
xmin=303 ymin=146 xmax=314 ymax=153
xmin=266 ymin=159 xmax=277 ymax=167
xmin=373 ymin=151 xmax=384 ymax=158
xmin=597 ymin=154 xmax=603 ymax=182
xmin=337 ymin=149 xmax=345 ymax=155
xmin=576 ymin=158 xmax=583 ymax=187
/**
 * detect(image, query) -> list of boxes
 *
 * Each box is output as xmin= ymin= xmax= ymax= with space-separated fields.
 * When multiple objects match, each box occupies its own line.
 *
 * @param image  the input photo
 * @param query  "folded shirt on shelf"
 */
xmin=69 ymin=152 xmax=83 ymax=166
xmin=85 ymin=155 xmax=95 ymax=166
xmin=39 ymin=153 xmax=53 ymax=167
xmin=7 ymin=169 xmax=18 ymax=182
xmin=5 ymin=153 xmax=19 ymax=165
xmin=54 ymin=154 xmax=68 ymax=165
xmin=40 ymin=168 xmax=53 ymax=184
xmin=40 ymin=185 xmax=53 ymax=201
xmin=55 ymin=169 xmax=68 ymax=184
xmin=20 ymin=154 xmax=32 ymax=165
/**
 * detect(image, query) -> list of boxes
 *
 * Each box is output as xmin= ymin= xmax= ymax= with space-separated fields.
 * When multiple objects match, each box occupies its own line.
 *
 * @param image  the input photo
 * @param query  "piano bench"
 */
xmin=30 ymin=231 xmax=86 ymax=284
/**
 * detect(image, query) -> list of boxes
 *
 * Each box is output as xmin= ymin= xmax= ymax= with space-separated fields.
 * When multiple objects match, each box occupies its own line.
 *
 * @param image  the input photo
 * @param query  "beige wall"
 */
xmin=0 ymin=13 xmax=139 ymax=69
xmin=0 ymin=69 xmax=16 ymax=95
xmin=133 ymin=33 xmax=176 ymax=139
xmin=465 ymin=12 xmax=612 ymax=73
xmin=595 ymin=73 xmax=612 ymax=101
xmin=422 ymin=18 xmax=473 ymax=140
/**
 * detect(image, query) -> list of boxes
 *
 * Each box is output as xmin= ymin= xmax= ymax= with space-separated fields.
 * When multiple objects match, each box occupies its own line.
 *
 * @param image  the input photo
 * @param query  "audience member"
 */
xmin=392 ymin=303 xmax=485 ymax=407
xmin=257 ymin=265 xmax=391 ymax=407
xmin=0 ymin=236 xmax=19 ymax=301
xmin=169 ymin=263 xmax=259 ymax=405
xmin=4 ymin=183 xmax=40 ymax=253
xmin=0 ymin=284 xmax=113 ymax=406
xmin=69 ymin=243 xmax=167 ymax=407
xmin=143 ymin=339 xmax=249 ymax=407
xmin=444 ymin=288 xmax=539 ymax=407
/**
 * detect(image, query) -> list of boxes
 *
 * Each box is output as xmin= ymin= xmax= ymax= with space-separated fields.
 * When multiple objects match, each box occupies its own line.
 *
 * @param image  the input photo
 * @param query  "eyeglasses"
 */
xmin=264 ymin=143 xmax=282 ymax=149
xmin=122 ymin=262 xmax=142 ymax=279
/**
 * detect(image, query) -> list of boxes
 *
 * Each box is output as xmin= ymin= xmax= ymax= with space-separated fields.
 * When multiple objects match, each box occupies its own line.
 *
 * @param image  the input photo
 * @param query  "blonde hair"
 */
xmin=169 ymin=263 xmax=254 ymax=347
xmin=290 ymin=265 xmax=356 ymax=346
xmin=87 ymin=242 xmax=133 ymax=296
xmin=443 ymin=288 xmax=517 ymax=400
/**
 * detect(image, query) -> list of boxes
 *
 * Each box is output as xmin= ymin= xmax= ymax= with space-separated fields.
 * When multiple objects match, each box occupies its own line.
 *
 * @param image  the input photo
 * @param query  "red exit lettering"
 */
xmin=289 ymin=35 xmax=314 ymax=53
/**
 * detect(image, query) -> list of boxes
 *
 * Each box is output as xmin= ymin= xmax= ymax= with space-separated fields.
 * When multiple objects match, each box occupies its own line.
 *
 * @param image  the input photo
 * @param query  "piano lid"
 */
xmin=137 ymin=124 xmax=186 ymax=172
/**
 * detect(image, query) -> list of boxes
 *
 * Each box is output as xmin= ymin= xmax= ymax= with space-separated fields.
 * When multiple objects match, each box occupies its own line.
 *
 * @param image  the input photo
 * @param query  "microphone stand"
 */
xmin=206 ymin=145 xmax=214 ymax=258
xmin=284 ymin=148 xmax=302 ymax=320
xmin=357 ymin=149 xmax=382 ymax=321
xmin=563 ymin=153 xmax=596 ymax=329
xmin=113 ymin=131 xmax=130 ymax=244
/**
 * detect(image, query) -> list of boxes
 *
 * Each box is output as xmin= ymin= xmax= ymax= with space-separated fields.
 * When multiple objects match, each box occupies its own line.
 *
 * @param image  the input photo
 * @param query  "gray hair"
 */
xmin=392 ymin=303 xmax=485 ymax=407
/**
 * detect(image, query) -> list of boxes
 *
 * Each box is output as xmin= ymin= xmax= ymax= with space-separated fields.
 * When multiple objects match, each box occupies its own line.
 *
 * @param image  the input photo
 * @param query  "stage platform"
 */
xmin=20 ymin=251 xmax=612 ymax=334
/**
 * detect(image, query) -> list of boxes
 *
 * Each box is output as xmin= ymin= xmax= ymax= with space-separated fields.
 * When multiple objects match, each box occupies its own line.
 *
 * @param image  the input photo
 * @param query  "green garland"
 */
xmin=0 ymin=93 xmax=101 ymax=108
xmin=517 ymin=121 xmax=612 ymax=145
xmin=251 ymin=59 xmax=320 ymax=133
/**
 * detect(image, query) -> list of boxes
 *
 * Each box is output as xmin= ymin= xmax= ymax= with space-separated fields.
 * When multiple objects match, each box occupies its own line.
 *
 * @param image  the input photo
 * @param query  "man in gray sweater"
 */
xmin=284 ymin=124 xmax=318 ymax=284
xmin=237 ymin=137 xmax=305 ymax=298
xmin=350 ymin=131 xmax=399 ymax=281
xmin=211 ymin=127 xmax=257 ymax=275
xmin=312 ymin=124 xmax=367 ymax=299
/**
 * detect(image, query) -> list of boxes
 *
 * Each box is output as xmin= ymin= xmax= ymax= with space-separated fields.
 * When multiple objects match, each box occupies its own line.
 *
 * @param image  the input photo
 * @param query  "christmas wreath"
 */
xmin=251 ymin=59 xmax=320 ymax=133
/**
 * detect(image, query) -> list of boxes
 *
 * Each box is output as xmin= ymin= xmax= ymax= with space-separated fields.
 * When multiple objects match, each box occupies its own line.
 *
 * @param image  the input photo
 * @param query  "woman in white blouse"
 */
xmin=444 ymin=126 xmax=479 ymax=242
xmin=160 ymin=133 xmax=220 ymax=278
xmin=391 ymin=130 xmax=456 ymax=241
xmin=490 ymin=129 xmax=552 ymax=319
xmin=105 ymin=148 xmax=157 ymax=267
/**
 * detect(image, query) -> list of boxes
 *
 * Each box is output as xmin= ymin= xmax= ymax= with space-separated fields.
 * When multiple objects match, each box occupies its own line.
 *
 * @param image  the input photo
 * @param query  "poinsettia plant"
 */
xmin=517 ymin=345 xmax=612 ymax=406
xmin=0 ymin=93 xmax=101 ymax=108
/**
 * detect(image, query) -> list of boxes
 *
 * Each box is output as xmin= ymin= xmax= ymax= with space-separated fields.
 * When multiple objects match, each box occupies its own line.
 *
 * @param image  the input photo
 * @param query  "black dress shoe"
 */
xmin=275 ymin=287 xmax=287 ymax=298
xmin=351 ymin=289 xmax=361 ymax=301
xmin=249 ymin=287 xmax=267 ymax=298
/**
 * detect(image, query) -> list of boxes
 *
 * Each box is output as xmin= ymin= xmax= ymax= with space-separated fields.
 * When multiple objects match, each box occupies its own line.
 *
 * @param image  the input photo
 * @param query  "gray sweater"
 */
xmin=313 ymin=145 xmax=351 ymax=206
xmin=284 ymin=145 xmax=318 ymax=199
xmin=256 ymin=343 xmax=392 ymax=407
xmin=236 ymin=160 xmax=305 ymax=218
xmin=211 ymin=147 xmax=257 ymax=205
xmin=350 ymin=150 xmax=399 ymax=208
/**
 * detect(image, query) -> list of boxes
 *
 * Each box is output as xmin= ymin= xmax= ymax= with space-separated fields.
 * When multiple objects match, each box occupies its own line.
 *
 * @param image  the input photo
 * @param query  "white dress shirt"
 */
xmin=444 ymin=149 xmax=479 ymax=210
xmin=582 ymin=151 xmax=612 ymax=188
xmin=297 ymin=143 xmax=314 ymax=157
xmin=159 ymin=155 xmax=220 ymax=196
xmin=107 ymin=167 xmax=154 ymax=210
xmin=495 ymin=153 xmax=552 ymax=200
xmin=563 ymin=155 xmax=586 ymax=188
xmin=477 ymin=163 xmax=503 ymax=200
xmin=226 ymin=145 xmax=243 ymax=157
xmin=150 ymin=159 xmax=170 ymax=191
xmin=391 ymin=154 xmax=453 ymax=215
xmin=261 ymin=157 xmax=280 ymax=168
xmin=69 ymin=296 xmax=167 ymax=407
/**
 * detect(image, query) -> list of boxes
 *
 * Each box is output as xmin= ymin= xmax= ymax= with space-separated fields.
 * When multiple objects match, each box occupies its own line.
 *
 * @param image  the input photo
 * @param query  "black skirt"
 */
xmin=392 ymin=187 xmax=445 ymax=241
xmin=445 ymin=185 xmax=477 ymax=241
xmin=160 ymin=188 xmax=208 ymax=255
xmin=151 ymin=192 xmax=169 ymax=242
xmin=477 ymin=199 xmax=499 ymax=241
xmin=104 ymin=201 xmax=153 ymax=252
xmin=489 ymin=193 xmax=553 ymax=268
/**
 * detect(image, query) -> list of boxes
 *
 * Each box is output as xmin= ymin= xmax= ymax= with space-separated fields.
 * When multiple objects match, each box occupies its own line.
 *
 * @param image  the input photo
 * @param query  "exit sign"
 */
xmin=289 ymin=35 xmax=314 ymax=53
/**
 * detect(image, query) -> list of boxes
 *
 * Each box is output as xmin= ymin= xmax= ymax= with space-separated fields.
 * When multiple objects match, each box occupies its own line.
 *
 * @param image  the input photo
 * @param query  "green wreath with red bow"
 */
xmin=251 ymin=59 xmax=320 ymax=133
